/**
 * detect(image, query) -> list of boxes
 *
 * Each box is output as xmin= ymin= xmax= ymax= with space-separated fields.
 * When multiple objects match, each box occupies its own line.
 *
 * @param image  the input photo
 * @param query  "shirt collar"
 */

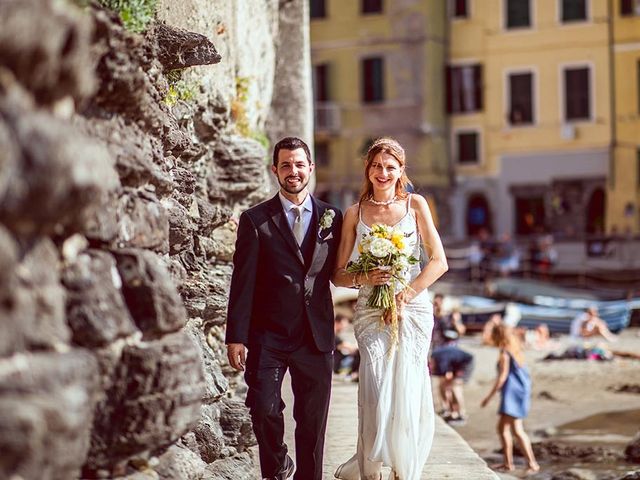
xmin=278 ymin=191 xmax=313 ymax=213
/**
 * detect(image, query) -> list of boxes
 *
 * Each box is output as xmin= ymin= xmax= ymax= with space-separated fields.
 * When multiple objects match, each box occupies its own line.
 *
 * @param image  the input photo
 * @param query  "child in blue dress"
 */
xmin=481 ymin=324 xmax=539 ymax=475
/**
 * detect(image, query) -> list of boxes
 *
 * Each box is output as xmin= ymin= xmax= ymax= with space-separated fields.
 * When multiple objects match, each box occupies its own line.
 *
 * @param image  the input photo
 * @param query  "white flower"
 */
xmin=319 ymin=209 xmax=335 ymax=231
xmin=369 ymin=237 xmax=394 ymax=258
xmin=395 ymin=255 xmax=409 ymax=271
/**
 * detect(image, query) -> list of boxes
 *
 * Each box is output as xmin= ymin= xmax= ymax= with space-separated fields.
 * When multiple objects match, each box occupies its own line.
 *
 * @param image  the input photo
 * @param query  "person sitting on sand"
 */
xmin=481 ymin=324 xmax=540 ymax=475
xmin=570 ymin=306 xmax=617 ymax=342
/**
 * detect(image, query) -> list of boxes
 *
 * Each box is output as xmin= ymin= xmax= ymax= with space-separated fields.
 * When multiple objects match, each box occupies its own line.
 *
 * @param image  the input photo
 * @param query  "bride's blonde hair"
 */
xmin=359 ymin=137 xmax=412 ymax=204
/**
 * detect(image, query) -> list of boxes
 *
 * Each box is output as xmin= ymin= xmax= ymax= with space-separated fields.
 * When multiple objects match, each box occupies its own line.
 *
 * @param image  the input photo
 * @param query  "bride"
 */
xmin=332 ymin=138 xmax=448 ymax=480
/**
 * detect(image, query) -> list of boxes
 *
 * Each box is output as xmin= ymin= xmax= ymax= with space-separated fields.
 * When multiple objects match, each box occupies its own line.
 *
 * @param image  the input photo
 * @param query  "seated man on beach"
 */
xmin=570 ymin=306 xmax=617 ymax=342
xmin=430 ymin=330 xmax=474 ymax=425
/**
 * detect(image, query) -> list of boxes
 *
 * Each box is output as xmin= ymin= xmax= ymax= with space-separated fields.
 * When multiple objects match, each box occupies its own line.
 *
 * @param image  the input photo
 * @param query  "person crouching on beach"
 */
xmin=480 ymin=324 xmax=539 ymax=475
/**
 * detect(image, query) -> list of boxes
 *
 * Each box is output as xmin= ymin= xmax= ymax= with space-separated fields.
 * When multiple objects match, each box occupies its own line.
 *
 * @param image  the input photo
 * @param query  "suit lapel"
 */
xmin=267 ymin=195 xmax=305 ymax=267
xmin=307 ymin=197 xmax=326 ymax=275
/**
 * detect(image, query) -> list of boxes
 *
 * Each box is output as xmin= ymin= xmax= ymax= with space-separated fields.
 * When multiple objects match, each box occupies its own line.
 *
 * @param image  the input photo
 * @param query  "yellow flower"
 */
xmin=358 ymin=243 xmax=364 ymax=253
xmin=391 ymin=231 xmax=405 ymax=250
xmin=393 ymin=238 xmax=405 ymax=250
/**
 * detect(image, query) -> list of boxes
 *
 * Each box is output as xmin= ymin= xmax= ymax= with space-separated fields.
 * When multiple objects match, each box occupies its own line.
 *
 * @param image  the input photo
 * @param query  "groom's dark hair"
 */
xmin=272 ymin=137 xmax=312 ymax=167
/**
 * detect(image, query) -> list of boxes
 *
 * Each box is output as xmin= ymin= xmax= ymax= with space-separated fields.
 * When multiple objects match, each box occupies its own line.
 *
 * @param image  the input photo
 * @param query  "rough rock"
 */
xmin=0 ymin=0 xmax=311 ymax=476
xmin=533 ymin=441 xmax=623 ymax=463
xmin=164 ymin=195 xmax=197 ymax=255
xmin=552 ymin=468 xmax=597 ymax=480
xmin=114 ymin=249 xmax=187 ymax=336
xmin=9 ymin=238 xmax=71 ymax=353
xmin=184 ymin=318 xmax=228 ymax=403
xmin=0 ymin=350 xmax=99 ymax=480
xmin=197 ymin=221 xmax=237 ymax=262
xmin=88 ymin=4 xmax=192 ymax=156
xmin=219 ymin=397 xmax=255 ymax=453
xmin=74 ymin=115 xmax=174 ymax=195
xmin=626 ymin=431 xmax=640 ymax=463
xmin=152 ymin=23 xmax=222 ymax=71
xmin=0 ymin=0 xmax=95 ymax=105
xmin=86 ymin=332 xmax=205 ymax=469
xmin=608 ymin=384 xmax=640 ymax=395
xmin=155 ymin=444 xmax=208 ymax=480
xmin=113 ymin=188 xmax=170 ymax=253
xmin=62 ymin=249 xmax=138 ymax=347
xmin=193 ymin=94 xmax=230 ymax=142
xmin=191 ymin=404 xmax=227 ymax=463
xmin=618 ymin=471 xmax=640 ymax=480
xmin=204 ymin=452 xmax=256 ymax=480
xmin=208 ymin=135 xmax=271 ymax=212
xmin=180 ymin=265 xmax=232 ymax=327
xmin=0 ymin=80 xmax=120 ymax=237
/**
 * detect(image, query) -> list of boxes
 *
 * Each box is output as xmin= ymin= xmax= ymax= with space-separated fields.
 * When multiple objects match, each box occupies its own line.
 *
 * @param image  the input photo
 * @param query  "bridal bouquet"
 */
xmin=346 ymin=224 xmax=419 ymax=334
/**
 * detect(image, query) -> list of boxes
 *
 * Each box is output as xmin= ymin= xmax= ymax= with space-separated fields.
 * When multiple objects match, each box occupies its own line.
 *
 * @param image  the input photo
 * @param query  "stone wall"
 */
xmin=0 ymin=0 xmax=311 ymax=478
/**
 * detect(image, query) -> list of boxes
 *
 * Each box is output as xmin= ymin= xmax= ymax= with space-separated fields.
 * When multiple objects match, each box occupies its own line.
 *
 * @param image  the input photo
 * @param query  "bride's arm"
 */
xmin=406 ymin=194 xmax=448 ymax=298
xmin=332 ymin=205 xmax=361 ymax=288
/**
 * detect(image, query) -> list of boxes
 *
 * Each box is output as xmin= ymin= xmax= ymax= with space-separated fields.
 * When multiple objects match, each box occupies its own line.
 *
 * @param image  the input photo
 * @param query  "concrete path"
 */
xmin=279 ymin=373 xmax=498 ymax=480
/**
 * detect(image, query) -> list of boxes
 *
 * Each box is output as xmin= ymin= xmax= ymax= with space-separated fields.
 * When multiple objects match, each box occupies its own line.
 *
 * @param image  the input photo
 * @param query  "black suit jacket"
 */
xmin=225 ymin=194 xmax=343 ymax=353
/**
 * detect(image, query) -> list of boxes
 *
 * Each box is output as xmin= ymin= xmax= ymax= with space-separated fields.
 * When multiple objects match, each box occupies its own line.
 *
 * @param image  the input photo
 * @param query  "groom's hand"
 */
xmin=227 ymin=343 xmax=247 ymax=371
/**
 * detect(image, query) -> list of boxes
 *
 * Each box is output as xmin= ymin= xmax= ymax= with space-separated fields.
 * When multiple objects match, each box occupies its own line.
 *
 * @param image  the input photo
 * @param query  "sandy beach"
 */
xmin=450 ymin=327 xmax=640 ymax=478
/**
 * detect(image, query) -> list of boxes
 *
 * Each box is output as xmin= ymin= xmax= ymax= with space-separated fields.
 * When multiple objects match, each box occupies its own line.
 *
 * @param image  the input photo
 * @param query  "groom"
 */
xmin=226 ymin=137 xmax=343 ymax=480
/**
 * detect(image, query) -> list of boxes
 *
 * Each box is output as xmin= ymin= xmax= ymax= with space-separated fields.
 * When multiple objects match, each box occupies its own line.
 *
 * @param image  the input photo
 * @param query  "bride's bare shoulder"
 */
xmin=344 ymin=204 xmax=360 ymax=218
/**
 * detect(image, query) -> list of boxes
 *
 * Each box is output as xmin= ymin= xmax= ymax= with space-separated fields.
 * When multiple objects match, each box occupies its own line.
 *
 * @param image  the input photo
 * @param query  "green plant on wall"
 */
xmin=163 ymin=69 xmax=198 ymax=107
xmin=231 ymin=76 xmax=270 ymax=153
xmin=96 ymin=0 xmax=157 ymax=33
xmin=231 ymin=76 xmax=251 ymax=137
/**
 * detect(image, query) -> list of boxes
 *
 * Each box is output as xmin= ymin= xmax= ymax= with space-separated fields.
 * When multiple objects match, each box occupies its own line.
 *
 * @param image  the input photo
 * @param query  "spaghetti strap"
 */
xmin=407 ymin=193 xmax=412 ymax=214
xmin=358 ymin=202 xmax=363 ymax=222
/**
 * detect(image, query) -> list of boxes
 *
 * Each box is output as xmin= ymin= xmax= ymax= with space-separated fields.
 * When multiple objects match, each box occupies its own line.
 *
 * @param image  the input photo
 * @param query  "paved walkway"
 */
xmin=279 ymin=373 xmax=498 ymax=480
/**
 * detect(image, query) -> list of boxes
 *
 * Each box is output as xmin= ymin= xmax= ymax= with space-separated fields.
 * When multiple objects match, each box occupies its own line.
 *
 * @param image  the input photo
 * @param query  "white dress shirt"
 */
xmin=279 ymin=191 xmax=313 ymax=241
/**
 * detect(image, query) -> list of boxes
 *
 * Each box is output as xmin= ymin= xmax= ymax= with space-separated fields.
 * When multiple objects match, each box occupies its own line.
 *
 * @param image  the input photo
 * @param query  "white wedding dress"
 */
xmin=335 ymin=196 xmax=435 ymax=480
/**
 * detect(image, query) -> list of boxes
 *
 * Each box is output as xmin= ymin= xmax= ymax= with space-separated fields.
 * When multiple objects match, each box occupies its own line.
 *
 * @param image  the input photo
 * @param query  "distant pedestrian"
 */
xmin=431 ymin=294 xmax=466 ymax=349
xmin=480 ymin=324 xmax=539 ymax=475
xmin=430 ymin=330 xmax=474 ymax=425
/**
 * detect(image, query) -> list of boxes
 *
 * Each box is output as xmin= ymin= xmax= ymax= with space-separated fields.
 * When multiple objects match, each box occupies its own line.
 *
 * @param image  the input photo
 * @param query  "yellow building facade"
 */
xmin=610 ymin=0 xmax=640 ymax=234
xmin=449 ymin=0 xmax=640 ymax=238
xmin=309 ymin=0 xmax=450 ymax=227
xmin=311 ymin=0 xmax=640 ymax=239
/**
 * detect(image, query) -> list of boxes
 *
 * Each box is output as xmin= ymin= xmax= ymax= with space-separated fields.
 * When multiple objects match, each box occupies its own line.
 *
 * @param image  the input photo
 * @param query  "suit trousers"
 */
xmin=244 ymin=342 xmax=333 ymax=480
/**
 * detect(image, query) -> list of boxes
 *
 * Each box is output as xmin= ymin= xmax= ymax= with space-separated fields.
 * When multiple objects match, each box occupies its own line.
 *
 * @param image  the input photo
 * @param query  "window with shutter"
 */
xmin=621 ymin=0 xmax=640 ymax=16
xmin=310 ymin=0 xmax=326 ymax=19
xmin=446 ymin=64 xmax=483 ymax=114
xmin=508 ymin=72 xmax=534 ymax=125
xmin=564 ymin=67 xmax=591 ymax=121
xmin=506 ymin=0 xmax=531 ymax=28
xmin=562 ymin=0 xmax=587 ymax=22
xmin=362 ymin=0 xmax=383 ymax=14
xmin=450 ymin=0 xmax=469 ymax=18
xmin=362 ymin=57 xmax=384 ymax=103
xmin=456 ymin=131 xmax=480 ymax=165
xmin=313 ymin=64 xmax=329 ymax=102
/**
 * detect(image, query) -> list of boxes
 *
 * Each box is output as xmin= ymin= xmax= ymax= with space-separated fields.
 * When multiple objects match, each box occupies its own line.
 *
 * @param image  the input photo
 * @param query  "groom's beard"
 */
xmin=278 ymin=175 xmax=309 ymax=195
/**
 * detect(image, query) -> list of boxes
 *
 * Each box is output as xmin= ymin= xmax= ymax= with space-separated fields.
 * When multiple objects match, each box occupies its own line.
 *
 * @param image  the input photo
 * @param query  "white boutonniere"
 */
xmin=319 ymin=209 xmax=335 ymax=236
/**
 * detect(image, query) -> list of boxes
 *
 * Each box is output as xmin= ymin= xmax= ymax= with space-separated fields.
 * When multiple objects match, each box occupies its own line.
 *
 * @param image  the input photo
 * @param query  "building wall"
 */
xmin=609 ymin=2 xmax=640 ymax=233
xmin=450 ymin=0 xmax=618 ymax=239
xmin=310 ymin=0 xmax=450 ymax=226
